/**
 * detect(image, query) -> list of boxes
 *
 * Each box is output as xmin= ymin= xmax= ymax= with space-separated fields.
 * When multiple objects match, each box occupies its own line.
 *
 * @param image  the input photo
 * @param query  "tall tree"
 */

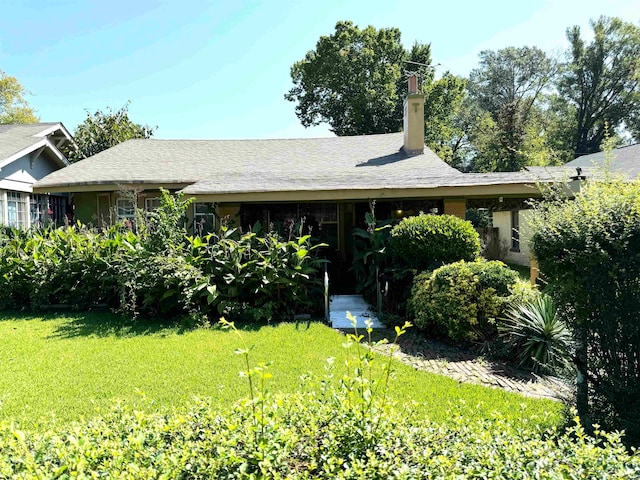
xmin=68 ymin=102 xmax=156 ymax=163
xmin=423 ymin=73 xmax=467 ymax=166
xmin=285 ymin=21 xmax=465 ymax=146
xmin=285 ymin=21 xmax=404 ymax=136
xmin=467 ymin=47 xmax=555 ymax=171
xmin=559 ymin=16 xmax=640 ymax=156
xmin=0 ymin=70 xmax=38 ymax=124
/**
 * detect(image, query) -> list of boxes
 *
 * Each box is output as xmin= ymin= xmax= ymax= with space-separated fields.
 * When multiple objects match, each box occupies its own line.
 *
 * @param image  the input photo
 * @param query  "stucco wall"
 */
xmin=493 ymin=210 xmax=531 ymax=266
xmin=217 ymin=203 xmax=241 ymax=227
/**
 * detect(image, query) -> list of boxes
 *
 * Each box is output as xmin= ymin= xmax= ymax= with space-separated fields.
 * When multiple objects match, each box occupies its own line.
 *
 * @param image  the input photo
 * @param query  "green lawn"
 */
xmin=0 ymin=312 xmax=563 ymax=431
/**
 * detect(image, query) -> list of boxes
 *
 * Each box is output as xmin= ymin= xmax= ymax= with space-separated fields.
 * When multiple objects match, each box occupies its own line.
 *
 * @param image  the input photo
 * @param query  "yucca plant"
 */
xmin=500 ymin=294 xmax=572 ymax=373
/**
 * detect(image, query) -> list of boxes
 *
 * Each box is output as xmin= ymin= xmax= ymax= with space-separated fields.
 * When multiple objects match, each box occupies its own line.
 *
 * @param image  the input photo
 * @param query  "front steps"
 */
xmin=329 ymin=295 xmax=384 ymax=329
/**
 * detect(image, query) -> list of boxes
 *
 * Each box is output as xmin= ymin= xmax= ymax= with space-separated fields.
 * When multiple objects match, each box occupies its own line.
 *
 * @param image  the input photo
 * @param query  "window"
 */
xmin=241 ymin=202 xmax=339 ymax=246
xmin=194 ymin=203 xmax=216 ymax=235
xmin=299 ymin=203 xmax=338 ymax=223
xmin=116 ymin=198 xmax=136 ymax=223
xmin=511 ymin=210 xmax=520 ymax=252
xmin=300 ymin=203 xmax=338 ymax=247
xmin=145 ymin=197 xmax=161 ymax=212
xmin=49 ymin=195 xmax=67 ymax=225
xmin=0 ymin=191 xmax=4 ymax=225
xmin=7 ymin=191 xmax=27 ymax=228
xmin=30 ymin=194 xmax=49 ymax=227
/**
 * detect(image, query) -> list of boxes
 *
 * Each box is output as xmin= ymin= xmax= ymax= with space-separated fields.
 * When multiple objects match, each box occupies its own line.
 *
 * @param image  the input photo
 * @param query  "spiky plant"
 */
xmin=500 ymin=295 xmax=572 ymax=373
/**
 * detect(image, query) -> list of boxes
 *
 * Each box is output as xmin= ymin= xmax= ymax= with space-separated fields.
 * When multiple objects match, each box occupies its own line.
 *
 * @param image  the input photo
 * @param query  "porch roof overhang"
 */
xmin=32 ymin=181 xmax=192 ymax=194
xmin=183 ymin=182 xmax=539 ymax=203
xmin=33 ymin=176 xmax=541 ymax=201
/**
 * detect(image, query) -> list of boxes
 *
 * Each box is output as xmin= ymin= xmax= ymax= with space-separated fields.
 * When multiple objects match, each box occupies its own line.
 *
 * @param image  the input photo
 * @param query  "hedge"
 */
xmin=389 ymin=213 xmax=480 ymax=270
xmin=1 ymin=394 xmax=637 ymax=478
xmin=529 ymin=179 xmax=640 ymax=445
xmin=0 ymin=190 xmax=324 ymax=322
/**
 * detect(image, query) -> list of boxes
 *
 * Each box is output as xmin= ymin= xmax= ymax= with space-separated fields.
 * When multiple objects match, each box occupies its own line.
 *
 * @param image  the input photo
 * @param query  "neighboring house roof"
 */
xmin=33 ymin=132 xmax=540 ymax=199
xmin=524 ymin=165 xmax=596 ymax=181
xmin=0 ymin=122 xmax=73 ymax=169
xmin=565 ymin=143 xmax=640 ymax=179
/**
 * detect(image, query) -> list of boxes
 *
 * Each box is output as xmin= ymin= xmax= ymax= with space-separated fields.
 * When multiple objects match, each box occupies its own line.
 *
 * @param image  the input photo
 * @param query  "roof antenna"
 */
xmin=403 ymin=60 xmax=440 ymax=68
xmin=402 ymin=61 xmax=440 ymax=88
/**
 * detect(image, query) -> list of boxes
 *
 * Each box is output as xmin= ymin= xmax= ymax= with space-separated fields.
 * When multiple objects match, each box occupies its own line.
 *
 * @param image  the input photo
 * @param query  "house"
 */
xmin=492 ymin=144 xmax=640 ymax=266
xmin=0 ymin=123 xmax=73 ymax=228
xmin=33 ymin=80 xmax=542 ymax=287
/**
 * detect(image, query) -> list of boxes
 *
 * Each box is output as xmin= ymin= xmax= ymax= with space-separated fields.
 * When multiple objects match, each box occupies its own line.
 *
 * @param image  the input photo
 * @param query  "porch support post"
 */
xmin=443 ymin=198 xmax=466 ymax=219
xmin=216 ymin=203 xmax=242 ymax=228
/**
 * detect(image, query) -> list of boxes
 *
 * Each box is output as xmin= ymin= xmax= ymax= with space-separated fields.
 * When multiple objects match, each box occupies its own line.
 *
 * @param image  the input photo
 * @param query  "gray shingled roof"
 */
xmin=566 ymin=144 xmax=640 ymax=179
xmin=0 ymin=123 xmax=62 ymax=161
xmin=182 ymin=170 xmax=538 ymax=195
xmin=35 ymin=132 xmax=469 ymax=192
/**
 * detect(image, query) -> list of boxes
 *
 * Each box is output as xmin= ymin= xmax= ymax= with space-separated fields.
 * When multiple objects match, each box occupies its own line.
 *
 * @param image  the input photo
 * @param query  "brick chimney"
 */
xmin=403 ymin=74 xmax=425 ymax=155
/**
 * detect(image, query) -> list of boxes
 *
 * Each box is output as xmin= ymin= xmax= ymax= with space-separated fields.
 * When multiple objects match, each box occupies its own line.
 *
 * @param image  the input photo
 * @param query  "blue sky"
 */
xmin=1 ymin=0 xmax=638 ymax=139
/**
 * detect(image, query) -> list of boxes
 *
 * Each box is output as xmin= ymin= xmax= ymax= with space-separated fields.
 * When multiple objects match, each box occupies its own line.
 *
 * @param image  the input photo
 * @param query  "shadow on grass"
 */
xmin=48 ymin=312 xmax=183 ymax=339
xmin=1 ymin=309 xmax=318 ymax=339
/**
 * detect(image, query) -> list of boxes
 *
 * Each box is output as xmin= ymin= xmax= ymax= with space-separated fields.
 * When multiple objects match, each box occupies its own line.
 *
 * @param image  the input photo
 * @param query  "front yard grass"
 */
xmin=0 ymin=312 xmax=563 ymax=431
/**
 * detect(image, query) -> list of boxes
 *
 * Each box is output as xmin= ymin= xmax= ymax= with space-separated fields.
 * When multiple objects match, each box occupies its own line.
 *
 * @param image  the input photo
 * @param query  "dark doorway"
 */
xmin=240 ymin=202 xmax=350 ymax=293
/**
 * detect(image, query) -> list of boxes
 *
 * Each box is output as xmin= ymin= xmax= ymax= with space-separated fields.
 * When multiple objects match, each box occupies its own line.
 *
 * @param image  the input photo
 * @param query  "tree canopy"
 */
xmin=0 ymin=70 xmax=38 ymax=124
xmin=68 ymin=103 xmax=156 ymax=163
xmin=558 ymin=16 xmax=640 ymax=156
xmin=287 ymin=17 xmax=640 ymax=173
xmin=285 ymin=21 xmax=465 ymax=144
xmin=464 ymin=47 xmax=556 ymax=171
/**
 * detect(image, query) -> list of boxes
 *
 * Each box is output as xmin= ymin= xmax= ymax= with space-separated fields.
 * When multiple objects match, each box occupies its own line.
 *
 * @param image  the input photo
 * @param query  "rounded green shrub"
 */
xmin=389 ymin=214 xmax=480 ymax=270
xmin=409 ymin=259 xmax=519 ymax=342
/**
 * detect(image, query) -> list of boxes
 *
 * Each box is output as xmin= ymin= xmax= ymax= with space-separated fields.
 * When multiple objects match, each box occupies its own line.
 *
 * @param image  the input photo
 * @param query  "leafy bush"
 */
xmin=509 ymin=278 xmax=540 ymax=305
xmin=0 ymin=224 xmax=128 ymax=310
xmin=409 ymin=259 xmax=519 ymax=342
xmin=117 ymin=252 xmax=209 ymax=320
xmin=500 ymin=294 xmax=572 ymax=373
xmin=390 ymin=213 xmax=480 ymax=270
xmin=2 ymin=401 xmax=638 ymax=478
xmin=465 ymin=207 xmax=492 ymax=227
xmin=530 ymin=179 xmax=640 ymax=445
xmin=0 ymin=191 xmax=324 ymax=322
xmin=186 ymin=228 xmax=324 ymax=321
xmin=139 ymin=189 xmax=192 ymax=253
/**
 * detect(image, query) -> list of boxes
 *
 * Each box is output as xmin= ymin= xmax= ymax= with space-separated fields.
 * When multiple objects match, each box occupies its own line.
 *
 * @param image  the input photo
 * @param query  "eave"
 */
xmin=184 ymin=183 xmax=540 ymax=203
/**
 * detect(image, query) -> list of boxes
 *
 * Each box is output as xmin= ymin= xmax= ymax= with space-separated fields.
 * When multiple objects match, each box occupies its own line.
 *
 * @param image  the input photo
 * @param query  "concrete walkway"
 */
xmin=330 ymin=295 xmax=384 ymax=329
xmin=372 ymin=330 xmax=573 ymax=402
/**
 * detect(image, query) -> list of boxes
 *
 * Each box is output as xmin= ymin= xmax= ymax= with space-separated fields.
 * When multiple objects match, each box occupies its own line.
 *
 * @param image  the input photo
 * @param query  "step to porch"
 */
xmin=329 ymin=295 xmax=385 ymax=329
